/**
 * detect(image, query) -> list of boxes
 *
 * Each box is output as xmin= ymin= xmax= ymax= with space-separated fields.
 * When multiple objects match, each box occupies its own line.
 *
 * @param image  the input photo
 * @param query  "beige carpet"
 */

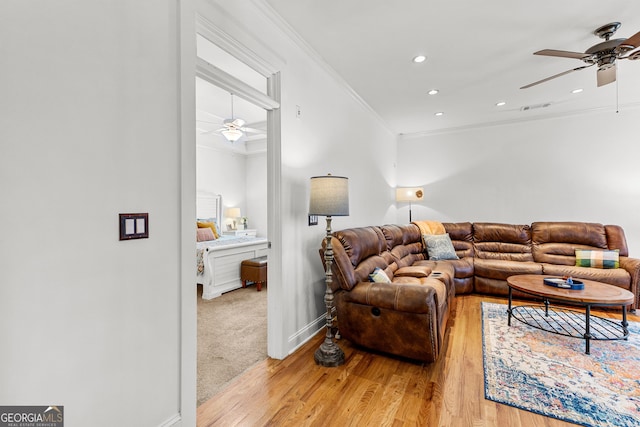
xmin=197 ymin=284 xmax=267 ymax=406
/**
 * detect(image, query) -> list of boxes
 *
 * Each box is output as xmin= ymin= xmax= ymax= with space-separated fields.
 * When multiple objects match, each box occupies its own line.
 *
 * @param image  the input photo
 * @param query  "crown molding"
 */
xmin=251 ymin=0 xmax=396 ymax=138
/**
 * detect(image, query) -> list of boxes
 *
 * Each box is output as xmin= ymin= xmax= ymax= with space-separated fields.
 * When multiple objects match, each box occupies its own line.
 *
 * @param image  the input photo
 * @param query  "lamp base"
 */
xmin=314 ymin=339 xmax=345 ymax=367
xmin=314 ymin=214 xmax=345 ymax=367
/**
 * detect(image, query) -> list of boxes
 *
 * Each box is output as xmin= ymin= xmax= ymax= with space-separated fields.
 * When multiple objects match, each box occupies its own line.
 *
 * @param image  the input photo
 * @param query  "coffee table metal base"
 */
xmin=508 ymin=288 xmax=630 ymax=354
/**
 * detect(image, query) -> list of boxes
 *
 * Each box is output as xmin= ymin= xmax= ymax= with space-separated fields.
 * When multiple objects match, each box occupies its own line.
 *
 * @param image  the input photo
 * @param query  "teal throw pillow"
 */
xmin=424 ymin=233 xmax=459 ymax=261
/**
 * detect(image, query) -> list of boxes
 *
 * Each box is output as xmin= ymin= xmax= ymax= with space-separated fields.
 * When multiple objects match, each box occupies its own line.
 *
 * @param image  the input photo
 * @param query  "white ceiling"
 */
xmin=264 ymin=0 xmax=640 ymax=135
xmin=195 ymin=78 xmax=266 ymax=136
xmin=196 ymin=34 xmax=267 ymax=152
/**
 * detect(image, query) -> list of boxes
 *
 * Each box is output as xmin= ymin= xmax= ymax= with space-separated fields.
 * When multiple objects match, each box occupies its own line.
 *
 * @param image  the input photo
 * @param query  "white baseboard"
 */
xmin=158 ymin=413 xmax=181 ymax=427
xmin=287 ymin=313 xmax=325 ymax=355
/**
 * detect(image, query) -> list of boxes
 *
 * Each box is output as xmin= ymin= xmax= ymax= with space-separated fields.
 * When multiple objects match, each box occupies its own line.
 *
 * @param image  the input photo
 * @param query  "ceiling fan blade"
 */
xmin=199 ymin=128 xmax=226 ymax=135
xmin=597 ymin=64 xmax=616 ymax=87
xmin=240 ymin=127 xmax=265 ymax=134
xmin=520 ymin=64 xmax=593 ymax=89
xmin=196 ymin=119 xmax=222 ymax=126
xmin=623 ymin=30 xmax=640 ymax=48
xmin=225 ymin=118 xmax=246 ymax=128
xmin=197 ymin=109 xmax=226 ymax=123
xmin=534 ymin=49 xmax=591 ymax=60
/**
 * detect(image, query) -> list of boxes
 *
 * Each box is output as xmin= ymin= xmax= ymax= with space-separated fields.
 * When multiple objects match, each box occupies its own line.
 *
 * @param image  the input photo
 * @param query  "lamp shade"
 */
xmin=226 ymin=207 xmax=241 ymax=218
xmin=396 ymin=187 xmax=424 ymax=202
xmin=309 ymin=175 xmax=350 ymax=216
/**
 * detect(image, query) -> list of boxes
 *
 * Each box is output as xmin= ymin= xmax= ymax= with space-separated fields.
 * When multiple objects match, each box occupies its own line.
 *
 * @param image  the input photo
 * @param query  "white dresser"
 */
xmin=222 ymin=228 xmax=257 ymax=237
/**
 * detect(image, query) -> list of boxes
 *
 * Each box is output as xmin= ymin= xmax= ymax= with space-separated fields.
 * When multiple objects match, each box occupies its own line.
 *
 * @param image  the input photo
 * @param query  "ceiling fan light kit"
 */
xmin=221 ymin=128 xmax=243 ymax=142
xmin=199 ymin=94 xmax=266 ymax=143
xmin=522 ymin=22 xmax=640 ymax=89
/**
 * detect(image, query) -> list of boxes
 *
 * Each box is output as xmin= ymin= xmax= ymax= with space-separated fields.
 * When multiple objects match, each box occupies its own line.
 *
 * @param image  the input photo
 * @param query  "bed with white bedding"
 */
xmin=196 ymin=194 xmax=268 ymax=300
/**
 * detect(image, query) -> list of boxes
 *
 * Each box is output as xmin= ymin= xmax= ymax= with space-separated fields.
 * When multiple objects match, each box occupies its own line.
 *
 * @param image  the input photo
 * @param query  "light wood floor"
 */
xmin=197 ymin=294 xmax=640 ymax=426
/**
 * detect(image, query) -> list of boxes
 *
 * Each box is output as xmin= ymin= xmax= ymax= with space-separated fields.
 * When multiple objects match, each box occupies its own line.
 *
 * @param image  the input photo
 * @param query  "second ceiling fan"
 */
xmin=198 ymin=94 xmax=265 ymax=143
xmin=521 ymin=22 xmax=640 ymax=89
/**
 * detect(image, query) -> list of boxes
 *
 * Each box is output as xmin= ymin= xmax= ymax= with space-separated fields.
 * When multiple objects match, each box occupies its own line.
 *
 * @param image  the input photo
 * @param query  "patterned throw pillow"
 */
xmin=197 ymin=221 xmax=220 ymax=239
xmin=196 ymin=227 xmax=216 ymax=242
xmin=424 ymin=233 xmax=459 ymax=261
xmin=575 ymin=249 xmax=619 ymax=269
xmin=368 ymin=267 xmax=391 ymax=283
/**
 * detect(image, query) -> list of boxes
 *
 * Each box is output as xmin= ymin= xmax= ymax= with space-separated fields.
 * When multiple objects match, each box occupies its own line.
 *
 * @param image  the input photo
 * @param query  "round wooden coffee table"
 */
xmin=506 ymin=274 xmax=634 ymax=354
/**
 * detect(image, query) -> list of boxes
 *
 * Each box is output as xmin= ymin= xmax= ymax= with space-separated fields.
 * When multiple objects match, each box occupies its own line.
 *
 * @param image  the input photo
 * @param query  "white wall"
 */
xmin=397 ymin=108 xmax=640 ymax=255
xmin=197 ymin=0 xmax=398 ymax=357
xmin=0 ymin=1 xmax=184 ymax=426
xmin=196 ymin=143 xmax=268 ymax=235
xmin=246 ymin=151 xmax=268 ymax=236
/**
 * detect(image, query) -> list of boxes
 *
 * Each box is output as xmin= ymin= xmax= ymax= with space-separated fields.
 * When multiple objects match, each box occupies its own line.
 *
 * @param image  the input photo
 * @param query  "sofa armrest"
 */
xmin=340 ymin=281 xmax=437 ymax=314
xmin=620 ymin=256 xmax=640 ymax=309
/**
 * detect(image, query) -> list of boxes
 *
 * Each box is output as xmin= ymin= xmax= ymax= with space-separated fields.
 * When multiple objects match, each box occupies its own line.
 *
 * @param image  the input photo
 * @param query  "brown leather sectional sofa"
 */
xmin=322 ymin=221 xmax=640 ymax=362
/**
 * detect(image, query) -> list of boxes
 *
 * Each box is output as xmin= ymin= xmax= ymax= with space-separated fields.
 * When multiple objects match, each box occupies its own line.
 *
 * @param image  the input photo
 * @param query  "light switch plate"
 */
xmin=119 ymin=213 xmax=149 ymax=240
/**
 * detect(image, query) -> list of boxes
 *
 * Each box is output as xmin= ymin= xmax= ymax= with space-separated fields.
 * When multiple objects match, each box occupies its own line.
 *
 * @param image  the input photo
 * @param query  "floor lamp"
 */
xmin=309 ymin=174 xmax=349 ymax=367
xmin=396 ymin=187 xmax=424 ymax=222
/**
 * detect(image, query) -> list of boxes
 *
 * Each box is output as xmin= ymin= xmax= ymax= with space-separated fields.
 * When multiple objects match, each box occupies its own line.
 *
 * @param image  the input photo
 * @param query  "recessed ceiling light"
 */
xmin=413 ymin=55 xmax=427 ymax=63
xmin=571 ymin=88 xmax=583 ymax=94
xmin=434 ymin=112 xmax=444 ymax=117
xmin=495 ymin=101 xmax=506 ymax=107
xmin=428 ymin=89 xmax=439 ymax=95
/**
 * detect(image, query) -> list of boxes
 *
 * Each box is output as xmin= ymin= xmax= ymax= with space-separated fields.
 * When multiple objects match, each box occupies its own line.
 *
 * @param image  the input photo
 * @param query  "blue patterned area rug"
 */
xmin=482 ymin=302 xmax=640 ymax=427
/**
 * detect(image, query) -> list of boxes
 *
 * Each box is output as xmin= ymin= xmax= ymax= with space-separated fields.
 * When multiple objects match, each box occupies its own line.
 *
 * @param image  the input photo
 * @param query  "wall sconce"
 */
xmin=309 ymin=174 xmax=349 ymax=367
xmin=396 ymin=187 xmax=424 ymax=222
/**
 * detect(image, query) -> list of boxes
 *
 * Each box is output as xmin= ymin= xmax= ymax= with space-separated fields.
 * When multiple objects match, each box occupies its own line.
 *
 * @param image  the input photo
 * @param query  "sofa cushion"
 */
xmin=541 ymin=263 xmax=631 ymax=289
xmin=389 ymin=241 xmax=426 ymax=268
xmin=439 ymin=257 xmax=474 ymax=278
xmin=424 ymin=233 xmax=459 ymax=260
xmin=335 ymin=226 xmax=386 ymax=267
xmin=401 ymin=224 xmax=423 ymax=245
xmin=353 ymin=255 xmax=390 ymax=284
xmin=532 ymin=222 xmax=609 ymax=265
xmin=474 ymin=258 xmax=542 ymax=280
xmin=532 ymin=221 xmax=608 ymax=247
xmin=381 ymin=224 xmax=405 ymax=249
xmin=443 ymin=222 xmax=474 ymax=258
xmin=473 ymin=222 xmax=533 ymax=262
xmin=575 ymin=249 xmax=620 ymax=269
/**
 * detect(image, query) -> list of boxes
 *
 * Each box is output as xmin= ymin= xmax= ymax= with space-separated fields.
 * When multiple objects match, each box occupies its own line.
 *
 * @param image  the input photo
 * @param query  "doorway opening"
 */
xmin=193 ymin=21 xmax=282 ymax=406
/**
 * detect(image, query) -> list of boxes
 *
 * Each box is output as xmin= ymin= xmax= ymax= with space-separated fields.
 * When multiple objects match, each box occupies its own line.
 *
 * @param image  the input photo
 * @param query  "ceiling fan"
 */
xmin=521 ymin=22 xmax=640 ymax=89
xmin=197 ymin=94 xmax=265 ymax=142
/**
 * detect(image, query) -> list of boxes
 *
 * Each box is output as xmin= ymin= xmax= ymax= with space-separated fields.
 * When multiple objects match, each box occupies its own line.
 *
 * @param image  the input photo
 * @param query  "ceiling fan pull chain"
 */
xmin=616 ymin=74 xmax=619 ymax=113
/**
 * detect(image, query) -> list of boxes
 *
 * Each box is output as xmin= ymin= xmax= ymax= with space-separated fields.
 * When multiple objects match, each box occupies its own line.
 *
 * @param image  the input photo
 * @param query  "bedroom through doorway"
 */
xmin=194 ymin=30 xmax=277 ymax=406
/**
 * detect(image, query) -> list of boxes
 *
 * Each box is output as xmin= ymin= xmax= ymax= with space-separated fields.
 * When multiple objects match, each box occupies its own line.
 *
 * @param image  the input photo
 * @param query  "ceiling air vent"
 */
xmin=520 ymin=102 xmax=551 ymax=111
